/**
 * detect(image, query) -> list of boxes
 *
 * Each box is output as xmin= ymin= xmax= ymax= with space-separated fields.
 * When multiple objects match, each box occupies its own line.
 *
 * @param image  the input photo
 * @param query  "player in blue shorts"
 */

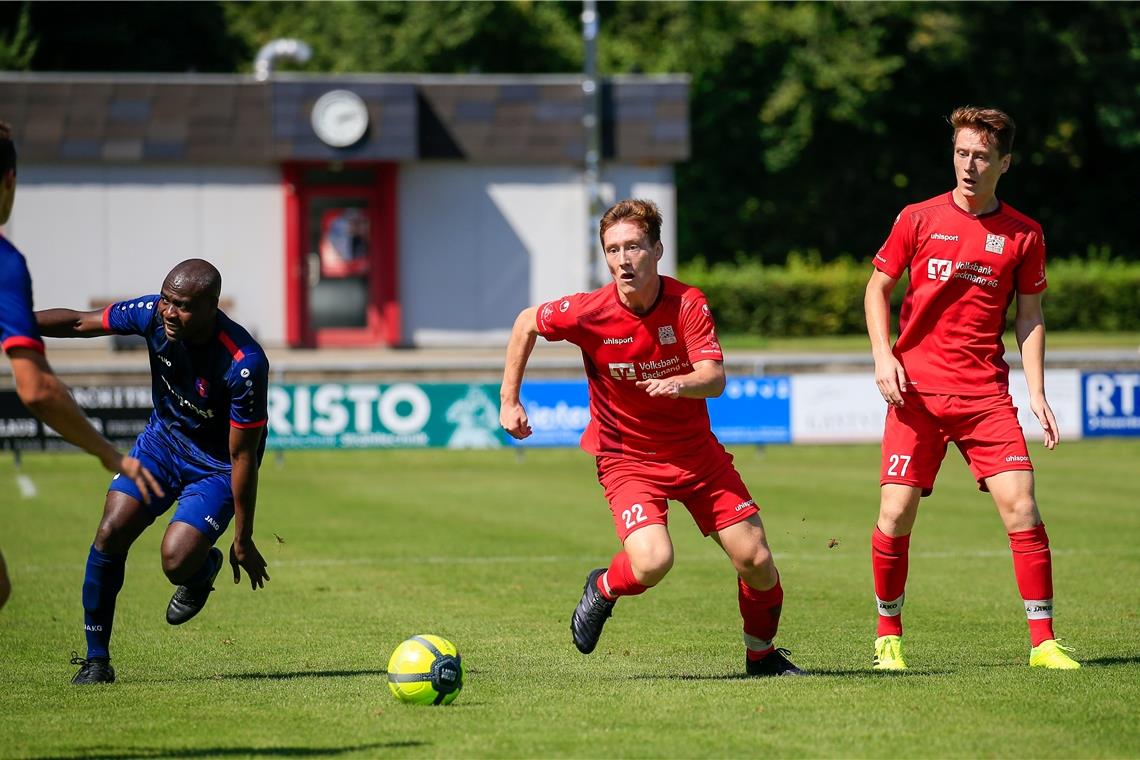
xmin=0 ymin=122 xmax=161 ymax=614
xmin=36 ymin=258 xmax=271 ymax=684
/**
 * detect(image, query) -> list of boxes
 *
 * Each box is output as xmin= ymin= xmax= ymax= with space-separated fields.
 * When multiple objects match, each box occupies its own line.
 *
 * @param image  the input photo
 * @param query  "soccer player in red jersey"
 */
xmin=865 ymin=106 xmax=1079 ymax=670
xmin=500 ymin=199 xmax=804 ymax=676
xmin=0 ymin=122 xmax=161 ymax=614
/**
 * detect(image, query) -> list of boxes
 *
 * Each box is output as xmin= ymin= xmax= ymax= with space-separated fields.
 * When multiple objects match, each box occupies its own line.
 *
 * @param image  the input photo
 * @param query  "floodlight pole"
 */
xmin=582 ymin=0 xmax=603 ymax=290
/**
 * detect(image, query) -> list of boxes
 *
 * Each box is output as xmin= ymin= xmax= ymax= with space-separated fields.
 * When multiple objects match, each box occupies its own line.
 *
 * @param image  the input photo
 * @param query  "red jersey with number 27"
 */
xmin=536 ymin=276 xmax=724 ymax=460
xmin=873 ymin=192 xmax=1047 ymax=395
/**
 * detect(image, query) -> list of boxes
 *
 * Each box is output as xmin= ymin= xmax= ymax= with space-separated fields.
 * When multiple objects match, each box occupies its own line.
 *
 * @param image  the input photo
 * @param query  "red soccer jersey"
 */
xmin=873 ymin=192 xmax=1047 ymax=395
xmin=536 ymin=276 xmax=725 ymax=459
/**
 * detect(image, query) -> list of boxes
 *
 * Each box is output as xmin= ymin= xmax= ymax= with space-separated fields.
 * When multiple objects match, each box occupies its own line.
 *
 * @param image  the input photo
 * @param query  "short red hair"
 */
xmin=599 ymin=199 xmax=663 ymax=247
xmin=949 ymin=106 xmax=1016 ymax=156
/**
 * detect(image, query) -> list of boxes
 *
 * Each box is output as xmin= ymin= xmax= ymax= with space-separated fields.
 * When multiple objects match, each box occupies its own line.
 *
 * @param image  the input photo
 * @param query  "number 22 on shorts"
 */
xmin=622 ymin=503 xmax=648 ymax=529
xmin=887 ymin=454 xmax=912 ymax=477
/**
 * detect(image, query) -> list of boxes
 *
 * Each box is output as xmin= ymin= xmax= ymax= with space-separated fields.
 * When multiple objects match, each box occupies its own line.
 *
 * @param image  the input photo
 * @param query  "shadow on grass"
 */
xmin=797 ymin=667 xmax=952 ymax=677
xmin=145 ymin=667 xmax=484 ymax=683
xmin=30 ymin=742 xmax=425 ymax=760
xmin=1080 ymin=655 xmax=1140 ymax=667
xmin=629 ymin=668 xmax=951 ymax=681
xmin=208 ymin=668 xmax=390 ymax=681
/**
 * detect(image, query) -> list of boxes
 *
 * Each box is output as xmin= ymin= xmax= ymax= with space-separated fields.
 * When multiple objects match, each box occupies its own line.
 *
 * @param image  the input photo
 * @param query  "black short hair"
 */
xmin=0 ymin=122 xmax=16 ymax=176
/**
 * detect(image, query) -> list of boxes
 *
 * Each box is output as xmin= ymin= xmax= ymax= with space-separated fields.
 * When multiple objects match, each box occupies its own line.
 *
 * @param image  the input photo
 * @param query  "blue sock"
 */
xmin=183 ymin=546 xmax=221 ymax=588
xmin=82 ymin=545 xmax=126 ymax=660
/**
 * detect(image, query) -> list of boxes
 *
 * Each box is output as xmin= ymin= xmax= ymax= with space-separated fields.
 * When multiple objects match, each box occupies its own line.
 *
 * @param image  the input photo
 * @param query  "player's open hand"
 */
xmin=500 ymin=401 xmax=532 ymax=440
xmin=874 ymin=356 xmax=908 ymax=407
xmin=636 ymin=378 xmax=682 ymax=398
xmin=1030 ymin=396 xmax=1060 ymax=450
xmin=117 ymin=455 xmax=165 ymax=504
xmin=230 ymin=538 xmax=270 ymax=590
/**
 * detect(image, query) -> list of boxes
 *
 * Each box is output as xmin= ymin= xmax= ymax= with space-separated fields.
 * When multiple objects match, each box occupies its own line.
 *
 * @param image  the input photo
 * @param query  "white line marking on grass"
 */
xmin=14 ymin=546 xmax=1138 ymax=575
xmin=16 ymin=474 xmax=37 ymax=498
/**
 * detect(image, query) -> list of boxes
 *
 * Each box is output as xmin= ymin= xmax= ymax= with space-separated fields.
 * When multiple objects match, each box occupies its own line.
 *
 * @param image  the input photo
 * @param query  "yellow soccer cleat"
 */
xmin=873 ymin=635 xmax=907 ymax=670
xmin=1029 ymin=639 xmax=1081 ymax=670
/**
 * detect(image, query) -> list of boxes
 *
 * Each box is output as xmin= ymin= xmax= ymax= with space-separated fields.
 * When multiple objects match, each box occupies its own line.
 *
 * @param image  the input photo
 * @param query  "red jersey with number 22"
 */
xmin=536 ymin=276 xmax=724 ymax=460
xmin=873 ymin=192 xmax=1047 ymax=395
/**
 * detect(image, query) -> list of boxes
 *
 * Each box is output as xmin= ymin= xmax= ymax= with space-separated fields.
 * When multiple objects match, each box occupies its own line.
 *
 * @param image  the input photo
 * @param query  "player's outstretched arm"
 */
xmin=228 ymin=425 xmax=269 ymax=590
xmin=865 ymin=270 xmax=907 ymax=406
xmin=1015 ymin=292 xmax=1058 ymax=450
xmin=8 ymin=347 xmax=163 ymax=501
xmin=35 ymin=307 xmax=111 ymax=338
xmin=500 ymin=306 xmax=539 ymax=440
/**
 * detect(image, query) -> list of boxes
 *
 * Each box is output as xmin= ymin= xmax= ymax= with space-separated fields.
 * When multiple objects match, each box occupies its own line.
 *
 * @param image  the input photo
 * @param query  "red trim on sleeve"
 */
xmin=101 ymin=305 xmax=113 ymax=331
xmin=230 ymin=419 xmax=267 ymax=429
xmin=3 ymin=336 xmax=46 ymax=354
xmin=217 ymin=331 xmax=246 ymax=362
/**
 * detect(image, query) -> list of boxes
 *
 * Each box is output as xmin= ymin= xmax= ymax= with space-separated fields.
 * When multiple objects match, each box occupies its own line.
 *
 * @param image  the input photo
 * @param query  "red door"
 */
xmin=284 ymin=163 xmax=399 ymax=347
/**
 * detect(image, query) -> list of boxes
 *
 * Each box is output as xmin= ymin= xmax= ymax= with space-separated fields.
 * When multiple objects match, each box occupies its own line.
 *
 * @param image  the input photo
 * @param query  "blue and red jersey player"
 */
xmin=0 ymin=236 xmax=43 ymax=356
xmin=865 ymin=106 xmax=1079 ymax=670
xmin=36 ymin=258 xmax=271 ymax=684
xmin=0 ymin=233 xmax=40 ymax=613
xmin=0 ymin=120 xmax=160 ymax=615
xmin=100 ymin=293 xmax=268 ymax=469
xmin=500 ymin=198 xmax=804 ymax=676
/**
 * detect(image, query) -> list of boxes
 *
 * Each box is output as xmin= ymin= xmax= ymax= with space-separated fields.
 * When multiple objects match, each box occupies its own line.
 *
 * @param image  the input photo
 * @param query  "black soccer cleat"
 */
xmin=571 ymin=568 xmax=616 ymax=654
xmin=745 ymin=647 xmax=808 ymax=677
xmin=70 ymin=652 xmax=116 ymax=685
xmin=166 ymin=547 xmax=223 ymax=625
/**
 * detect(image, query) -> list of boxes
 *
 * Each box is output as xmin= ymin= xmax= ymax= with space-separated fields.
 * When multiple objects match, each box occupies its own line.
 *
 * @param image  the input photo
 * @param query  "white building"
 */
xmin=1 ymin=72 xmax=688 ymax=348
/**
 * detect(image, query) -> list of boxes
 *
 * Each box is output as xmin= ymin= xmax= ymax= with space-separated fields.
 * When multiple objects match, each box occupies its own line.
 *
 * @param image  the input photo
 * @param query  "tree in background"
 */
xmin=2 ymin=1 xmax=1137 ymax=264
xmin=0 ymin=1 xmax=246 ymax=72
xmin=221 ymin=1 xmax=581 ymax=74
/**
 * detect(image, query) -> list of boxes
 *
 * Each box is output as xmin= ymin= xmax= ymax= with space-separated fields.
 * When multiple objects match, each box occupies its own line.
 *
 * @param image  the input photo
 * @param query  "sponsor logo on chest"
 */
xmin=985 ymin=234 xmax=1006 ymax=255
xmin=927 ymin=258 xmax=953 ymax=282
xmin=608 ymin=362 xmax=637 ymax=380
xmin=161 ymin=374 xmax=215 ymax=420
xmin=927 ymin=257 xmax=1000 ymax=289
xmin=607 ymin=355 xmax=687 ymax=381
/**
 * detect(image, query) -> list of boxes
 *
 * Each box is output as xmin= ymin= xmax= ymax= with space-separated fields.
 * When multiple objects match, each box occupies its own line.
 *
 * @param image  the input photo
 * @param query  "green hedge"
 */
xmin=678 ymin=256 xmax=1140 ymax=336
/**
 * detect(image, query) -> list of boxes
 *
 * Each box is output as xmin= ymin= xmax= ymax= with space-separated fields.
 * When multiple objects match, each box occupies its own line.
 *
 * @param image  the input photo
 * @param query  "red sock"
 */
xmin=872 ymin=527 xmax=910 ymax=638
xmin=598 ymin=551 xmax=648 ymax=600
xmin=1009 ymin=522 xmax=1055 ymax=647
xmin=740 ymin=576 xmax=783 ymax=659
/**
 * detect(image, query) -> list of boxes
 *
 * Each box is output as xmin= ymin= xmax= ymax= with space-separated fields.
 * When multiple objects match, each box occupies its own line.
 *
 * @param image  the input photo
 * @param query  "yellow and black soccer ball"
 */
xmin=387 ymin=634 xmax=463 ymax=706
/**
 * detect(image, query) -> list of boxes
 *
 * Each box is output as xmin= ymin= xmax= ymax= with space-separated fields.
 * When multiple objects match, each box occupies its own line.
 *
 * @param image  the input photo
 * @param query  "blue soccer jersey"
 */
xmin=0 ymin=235 xmax=46 ymax=356
xmin=103 ymin=295 xmax=269 ymax=467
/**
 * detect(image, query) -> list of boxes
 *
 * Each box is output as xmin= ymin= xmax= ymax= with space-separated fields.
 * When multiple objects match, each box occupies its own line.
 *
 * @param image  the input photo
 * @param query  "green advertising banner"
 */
xmin=267 ymin=383 xmax=507 ymax=449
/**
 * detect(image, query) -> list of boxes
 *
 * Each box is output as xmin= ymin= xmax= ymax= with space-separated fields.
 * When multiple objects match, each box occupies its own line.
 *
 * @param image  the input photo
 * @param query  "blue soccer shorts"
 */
xmin=107 ymin=424 xmax=235 ymax=543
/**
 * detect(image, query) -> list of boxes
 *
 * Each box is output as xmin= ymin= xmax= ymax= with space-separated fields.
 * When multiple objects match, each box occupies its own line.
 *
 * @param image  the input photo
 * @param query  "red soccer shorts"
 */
xmin=596 ymin=443 xmax=759 ymax=542
xmin=881 ymin=392 xmax=1033 ymax=496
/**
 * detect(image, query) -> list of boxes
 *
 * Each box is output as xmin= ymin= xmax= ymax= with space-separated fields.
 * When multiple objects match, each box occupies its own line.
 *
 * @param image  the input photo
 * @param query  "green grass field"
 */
xmin=2 ymin=441 xmax=1138 ymax=758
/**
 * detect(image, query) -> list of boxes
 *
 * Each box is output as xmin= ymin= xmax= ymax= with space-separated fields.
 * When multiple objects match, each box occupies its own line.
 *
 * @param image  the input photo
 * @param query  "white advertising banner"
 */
xmin=1009 ymin=369 xmax=1082 ymax=442
xmin=790 ymin=373 xmax=886 ymax=444
xmin=790 ymin=370 xmax=1082 ymax=444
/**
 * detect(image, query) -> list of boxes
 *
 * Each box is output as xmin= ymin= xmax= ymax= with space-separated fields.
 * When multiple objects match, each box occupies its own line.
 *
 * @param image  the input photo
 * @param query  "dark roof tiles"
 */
xmin=1 ymin=73 xmax=687 ymax=164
